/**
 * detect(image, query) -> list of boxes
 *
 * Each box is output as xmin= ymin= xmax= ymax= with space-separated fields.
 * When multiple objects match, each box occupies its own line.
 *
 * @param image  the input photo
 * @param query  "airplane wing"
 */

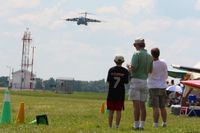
xmin=172 ymin=64 xmax=200 ymax=74
xmin=168 ymin=70 xmax=187 ymax=79
xmin=181 ymin=80 xmax=200 ymax=89
xmin=86 ymin=18 xmax=101 ymax=23
xmin=65 ymin=18 xmax=79 ymax=22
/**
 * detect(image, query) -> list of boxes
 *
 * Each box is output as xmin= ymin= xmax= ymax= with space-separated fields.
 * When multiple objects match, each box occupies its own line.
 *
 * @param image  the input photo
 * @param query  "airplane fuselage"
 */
xmin=77 ymin=17 xmax=88 ymax=25
xmin=65 ymin=12 xmax=101 ymax=26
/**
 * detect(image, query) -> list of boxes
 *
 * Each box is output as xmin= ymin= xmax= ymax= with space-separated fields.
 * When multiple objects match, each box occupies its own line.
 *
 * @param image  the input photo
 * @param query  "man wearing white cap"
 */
xmin=106 ymin=55 xmax=129 ymax=128
xmin=127 ymin=38 xmax=153 ymax=130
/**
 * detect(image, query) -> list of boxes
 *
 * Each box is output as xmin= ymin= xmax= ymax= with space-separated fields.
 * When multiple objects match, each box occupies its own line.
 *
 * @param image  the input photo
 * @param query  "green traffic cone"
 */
xmin=36 ymin=114 xmax=49 ymax=125
xmin=0 ymin=90 xmax=11 ymax=124
xmin=29 ymin=119 xmax=37 ymax=124
xmin=29 ymin=114 xmax=49 ymax=125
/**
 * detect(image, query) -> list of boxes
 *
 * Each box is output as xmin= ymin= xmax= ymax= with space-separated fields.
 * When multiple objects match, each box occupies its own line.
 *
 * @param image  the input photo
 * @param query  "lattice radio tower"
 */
xmin=21 ymin=28 xmax=35 ymax=89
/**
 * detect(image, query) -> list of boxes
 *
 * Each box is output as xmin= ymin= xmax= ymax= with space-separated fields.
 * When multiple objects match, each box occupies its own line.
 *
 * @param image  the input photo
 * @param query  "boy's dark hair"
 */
xmin=115 ymin=61 xmax=123 ymax=65
xmin=151 ymin=48 xmax=160 ymax=58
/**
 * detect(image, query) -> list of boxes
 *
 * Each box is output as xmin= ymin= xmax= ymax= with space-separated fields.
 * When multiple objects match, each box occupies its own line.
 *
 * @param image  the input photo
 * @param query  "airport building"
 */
xmin=12 ymin=70 xmax=36 ymax=89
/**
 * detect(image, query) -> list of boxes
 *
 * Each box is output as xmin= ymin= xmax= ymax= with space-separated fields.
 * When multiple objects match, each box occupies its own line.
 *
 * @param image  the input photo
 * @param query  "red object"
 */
xmin=180 ymin=106 xmax=188 ymax=115
xmin=107 ymin=100 xmax=124 ymax=111
xmin=181 ymin=80 xmax=200 ymax=89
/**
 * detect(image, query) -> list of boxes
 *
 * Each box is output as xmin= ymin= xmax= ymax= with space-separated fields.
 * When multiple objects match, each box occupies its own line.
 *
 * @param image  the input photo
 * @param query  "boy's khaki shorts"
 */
xmin=128 ymin=78 xmax=148 ymax=102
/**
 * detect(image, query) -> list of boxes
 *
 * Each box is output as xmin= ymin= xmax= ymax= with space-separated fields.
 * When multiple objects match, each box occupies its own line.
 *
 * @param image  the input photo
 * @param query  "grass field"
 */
xmin=0 ymin=87 xmax=199 ymax=133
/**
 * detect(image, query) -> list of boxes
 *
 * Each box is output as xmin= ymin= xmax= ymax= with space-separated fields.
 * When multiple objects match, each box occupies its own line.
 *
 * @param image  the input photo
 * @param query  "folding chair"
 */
xmin=179 ymin=94 xmax=188 ymax=115
xmin=180 ymin=106 xmax=188 ymax=115
xmin=187 ymin=95 xmax=197 ymax=116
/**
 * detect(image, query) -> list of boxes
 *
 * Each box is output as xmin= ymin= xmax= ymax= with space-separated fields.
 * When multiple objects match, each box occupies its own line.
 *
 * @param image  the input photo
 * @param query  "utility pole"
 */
xmin=30 ymin=46 xmax=36 ymax=89
xmin=6 ymin=65 xmax=12 ymax=88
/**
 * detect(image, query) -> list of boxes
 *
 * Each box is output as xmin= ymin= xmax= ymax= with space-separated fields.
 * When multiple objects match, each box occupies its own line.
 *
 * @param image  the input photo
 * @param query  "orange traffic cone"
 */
xmin=0 ymin=89 xmax=11 ymax=124
xmin=100 ymin=102 xmax=105 ymax=114
xmin=16 ymin=102 xmax=25 ymax=124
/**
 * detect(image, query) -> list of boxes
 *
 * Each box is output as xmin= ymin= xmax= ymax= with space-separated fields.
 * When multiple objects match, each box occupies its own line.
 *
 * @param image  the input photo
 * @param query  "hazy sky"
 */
xmin=0 ymin=0 xmax=200 ymax=81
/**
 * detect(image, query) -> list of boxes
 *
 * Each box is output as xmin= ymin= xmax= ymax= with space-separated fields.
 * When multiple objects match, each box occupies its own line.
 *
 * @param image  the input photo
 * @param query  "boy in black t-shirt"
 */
xmin=106 ymin=55 xmax=129 ymax=128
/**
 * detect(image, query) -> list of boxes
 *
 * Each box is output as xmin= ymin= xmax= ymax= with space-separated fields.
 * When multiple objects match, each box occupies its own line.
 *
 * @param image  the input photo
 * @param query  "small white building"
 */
xmin=12 ymin=70 xmax=36 ymax=89
xmin=56 ymin=77 xmax=74 ymax=94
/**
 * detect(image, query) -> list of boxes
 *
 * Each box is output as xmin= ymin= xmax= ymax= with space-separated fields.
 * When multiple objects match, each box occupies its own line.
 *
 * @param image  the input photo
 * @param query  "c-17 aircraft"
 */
xmin=65 ymin=12 xmax=101 ymax=26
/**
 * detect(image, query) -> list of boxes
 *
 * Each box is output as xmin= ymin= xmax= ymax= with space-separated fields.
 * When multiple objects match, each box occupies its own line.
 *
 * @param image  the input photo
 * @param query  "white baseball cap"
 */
xmin=133 ymin=38 xmax=145 ymax=46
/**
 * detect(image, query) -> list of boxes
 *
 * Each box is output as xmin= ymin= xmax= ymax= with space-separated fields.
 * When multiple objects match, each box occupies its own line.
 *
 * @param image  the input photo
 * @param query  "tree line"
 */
xmin=35 ymin=77 xmax=108 ymax=92
xmin=0 ymin=76 xmax=108 ymax=92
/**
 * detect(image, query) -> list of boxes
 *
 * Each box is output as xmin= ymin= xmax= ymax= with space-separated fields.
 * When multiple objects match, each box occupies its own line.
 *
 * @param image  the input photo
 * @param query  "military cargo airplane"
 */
xmin=64 ymin=12 xmax=101 ymax=26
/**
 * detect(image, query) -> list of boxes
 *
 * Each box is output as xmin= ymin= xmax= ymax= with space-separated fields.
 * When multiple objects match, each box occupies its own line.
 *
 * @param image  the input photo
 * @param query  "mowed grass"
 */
xmin=0 ymin=87 xmax=199 ymax=133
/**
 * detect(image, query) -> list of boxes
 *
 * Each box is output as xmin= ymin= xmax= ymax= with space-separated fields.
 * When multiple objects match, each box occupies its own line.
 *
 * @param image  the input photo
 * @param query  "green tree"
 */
xmin=35 ymin=78 xmax=43 ymax=89
xmin=0 ymin=76 xmax=9 ymax=87
xmin=43 ymin=77 xmax=56 ymax=90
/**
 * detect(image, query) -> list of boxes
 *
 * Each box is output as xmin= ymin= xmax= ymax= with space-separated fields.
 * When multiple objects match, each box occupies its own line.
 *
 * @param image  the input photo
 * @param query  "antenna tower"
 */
xmin=21 ymin=28 xmax=34 ymax=89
